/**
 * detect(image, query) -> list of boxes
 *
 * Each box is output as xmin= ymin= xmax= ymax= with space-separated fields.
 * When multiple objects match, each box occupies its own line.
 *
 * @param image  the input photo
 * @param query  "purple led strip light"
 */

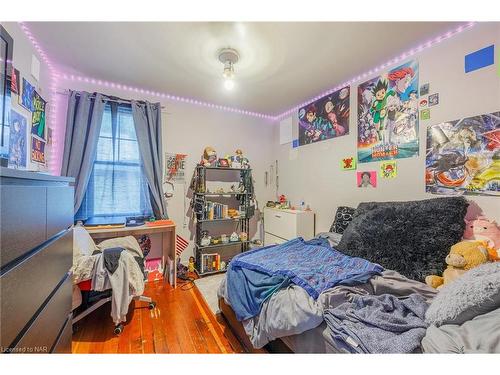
xmin=18 ymin=21 xmax=476 ymax=175
xmin=59 ymin=73 xmax=275 ymax=120
xmin=273 ymin=21 xmax=476 ymax=120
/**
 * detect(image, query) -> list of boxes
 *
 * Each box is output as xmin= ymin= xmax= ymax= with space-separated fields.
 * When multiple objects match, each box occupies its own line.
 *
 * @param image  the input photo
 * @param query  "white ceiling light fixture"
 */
xmin=218 ymin=48 xmax=239 ymax=90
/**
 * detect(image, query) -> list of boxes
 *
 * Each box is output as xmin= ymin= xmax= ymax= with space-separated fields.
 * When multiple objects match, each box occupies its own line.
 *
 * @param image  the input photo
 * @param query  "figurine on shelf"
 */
xmin=200 ymin=230 xmax=211 ymax=247
xmin=201 ymin=146 xmax=217 ymax=167
xmin=221 ymin=234 xmax=229 ymax=244
xmin=230 ymin=232 xmax=239 ymax=242
xmin=188 ymin=256 xmax=195 ymax=273
xmin=220 ymin=261 xmax=227 ymax=270
xmin=230 ymin=149 xmax=249 ymax=169
xmin=239 ymin=232 xmax=248 ymax=242
xmin=217 ymin=158 xmax=230 ymax=168
xmin=215 ymin=187 xmax=225 ymax=194
xmin=211 ymin=237 xmax=221 ymax=245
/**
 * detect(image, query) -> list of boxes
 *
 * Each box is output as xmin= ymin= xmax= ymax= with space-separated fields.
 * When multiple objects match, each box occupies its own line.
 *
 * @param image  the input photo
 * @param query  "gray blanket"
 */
xmin=218 ymin=269 xmax=436 ymax=349
xmin=324 ymin=293 xmax=430 ymax=353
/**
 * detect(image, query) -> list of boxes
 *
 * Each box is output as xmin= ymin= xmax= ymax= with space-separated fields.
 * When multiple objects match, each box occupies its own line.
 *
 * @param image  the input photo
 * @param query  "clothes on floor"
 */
xmin=324 ymin=293 xmax=430 ymax=353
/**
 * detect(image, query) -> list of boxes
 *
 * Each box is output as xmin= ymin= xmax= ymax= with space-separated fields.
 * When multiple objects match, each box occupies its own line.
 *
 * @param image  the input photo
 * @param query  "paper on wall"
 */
xmin=279 ymin=116 xmax=293 ymax=145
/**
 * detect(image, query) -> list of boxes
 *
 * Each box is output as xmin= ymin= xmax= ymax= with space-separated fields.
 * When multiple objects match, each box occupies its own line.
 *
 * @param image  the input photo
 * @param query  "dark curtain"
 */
xmin=131 ymin=100 xmax=167 ymax=219
xmin=61 ymin=91 xmax=106 ymax=212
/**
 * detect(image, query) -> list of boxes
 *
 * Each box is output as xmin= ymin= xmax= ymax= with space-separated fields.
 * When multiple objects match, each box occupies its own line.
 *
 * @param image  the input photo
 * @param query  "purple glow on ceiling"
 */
xmin=273 ymin=21 xmax=476 ymax=120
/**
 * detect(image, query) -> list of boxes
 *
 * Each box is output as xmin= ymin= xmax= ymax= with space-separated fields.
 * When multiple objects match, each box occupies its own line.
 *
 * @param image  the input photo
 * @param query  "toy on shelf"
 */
xmin=230 ymin=149 xmax=250 ymax=169
xmin=201 ymin=146 xmax=217 ymax=167
xmin=221 ymin=234 xmax=229 ymax=244
xmin=188 ymin=256 xmax=195 ymax=273
xmin=217 ymin=158 xmax=230 ymax=168
xmin=230 ymin=232 xmax=239 ymax=242
xmin=200 ymin=230 xmax=211 ymax=247
xmin=239 ymin=232 xmax=248 ymax=242
xmin=463 ymin=216 xmax=500 ymax=260
xmin=425 ymin=240 xmax=491 ymax=288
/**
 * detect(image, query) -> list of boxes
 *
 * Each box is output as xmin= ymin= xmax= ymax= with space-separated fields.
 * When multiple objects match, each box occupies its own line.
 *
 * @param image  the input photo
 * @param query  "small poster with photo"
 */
xmin=31 ymin=91 xmax=47 ymax=140
xmin=357 ymin=171 xmax=377 ymax=188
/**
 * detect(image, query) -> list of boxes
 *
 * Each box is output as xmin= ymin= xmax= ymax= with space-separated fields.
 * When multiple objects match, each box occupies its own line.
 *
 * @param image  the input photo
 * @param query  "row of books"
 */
xmin=203 ymin=201 xmax=229 ymax=220
xmin=201 ymin=253 xmax=222 ymax=273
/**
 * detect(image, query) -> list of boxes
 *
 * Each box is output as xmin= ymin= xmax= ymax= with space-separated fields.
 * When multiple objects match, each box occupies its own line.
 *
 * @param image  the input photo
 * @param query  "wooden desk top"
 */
xmin=86 ymin=223 xmax=175 ymax=237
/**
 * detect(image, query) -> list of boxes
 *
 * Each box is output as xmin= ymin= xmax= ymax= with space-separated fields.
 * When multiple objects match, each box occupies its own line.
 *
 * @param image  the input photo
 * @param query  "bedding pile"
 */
xmin=226 ymin=237 xmax=383 ymax=320
xmin=324 ymin=293 xmax=429 ymax=353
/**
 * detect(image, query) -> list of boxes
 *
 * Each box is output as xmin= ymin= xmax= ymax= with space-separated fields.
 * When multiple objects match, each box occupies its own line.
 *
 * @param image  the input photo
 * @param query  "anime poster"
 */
xmin=11 ymin=67 xmax=20 ymax=95
xmin=20 ymin=78 xmax=35 ymax=111
xmin=357 ymin=60 xmax=419 ymax=163
xmin=425 ymin=111 xmax=500 ymax=196
xmin=8 ymin=109 xmax=27 ymax=168
xmin=357 ymin=171 xmax=377 ymax=188
xmin=31 ymin=136 xmax=46 ymax=164
xmin=298 ymin=86 xmax=350 ymax=146
xmin=340 ymin=156 xmax=357 ymax=170
xmin=165 ymin=153 xmax=187 ymax=182
xmin=31 ymin=91 xmax=46 ymax=140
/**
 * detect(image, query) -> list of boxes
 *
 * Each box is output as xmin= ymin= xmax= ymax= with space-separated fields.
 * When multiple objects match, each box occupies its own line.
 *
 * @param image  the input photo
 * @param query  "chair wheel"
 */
xmin=148 ymin=301 xmax=156 ymax=310
xmin=114 ymin=324 xmax=123 ymax=335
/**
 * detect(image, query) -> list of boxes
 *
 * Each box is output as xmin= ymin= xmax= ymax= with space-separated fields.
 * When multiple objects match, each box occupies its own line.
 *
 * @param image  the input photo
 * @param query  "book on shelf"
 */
xmin=201 ymin=253 xmax=221 ymax=273
xmin=203 ymin=201 xmax=229 ymax=221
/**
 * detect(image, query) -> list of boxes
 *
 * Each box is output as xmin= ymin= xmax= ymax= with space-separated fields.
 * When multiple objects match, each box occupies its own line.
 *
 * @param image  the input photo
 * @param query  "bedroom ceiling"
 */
xmin=24 ymin=22 xmax=462 ymax=115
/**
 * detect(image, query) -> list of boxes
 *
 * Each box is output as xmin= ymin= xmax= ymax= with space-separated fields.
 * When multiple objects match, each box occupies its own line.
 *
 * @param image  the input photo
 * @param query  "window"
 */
xmin=76 ymin=103 xmax=152 ymax=219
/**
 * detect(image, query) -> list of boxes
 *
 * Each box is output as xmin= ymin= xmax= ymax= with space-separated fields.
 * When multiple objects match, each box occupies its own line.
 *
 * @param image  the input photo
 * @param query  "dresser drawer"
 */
xmin=0 ymin=185 xmax=47 ymax=267
xmin=52 ymin=314 xmax=73 ymax=353
xmin=264 ymin=208 xmax=298 ymax=240
xmin=0 ymin=230 xmax=73 ymax=348
xmin=46 ymin=186 xmax=74 ymax=239
xmin=12 ymin=273 xmax=72 ymax=354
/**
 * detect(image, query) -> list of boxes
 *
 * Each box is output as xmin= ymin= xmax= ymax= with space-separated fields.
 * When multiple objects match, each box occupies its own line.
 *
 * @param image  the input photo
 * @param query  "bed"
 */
xmin=217 ymin=197 xmax=500 ymax=353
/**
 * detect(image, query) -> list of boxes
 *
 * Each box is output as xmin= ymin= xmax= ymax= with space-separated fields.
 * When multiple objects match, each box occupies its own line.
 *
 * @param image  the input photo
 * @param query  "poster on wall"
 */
xmin=165 ymin=153 xmax=188 ymax=182
xmin=31 ymin=91 xmax=47 ymax=140
xmin=31 ymin=136 xmax=46 ymax=164
xmin=298 ymin=86 xmax=350 ymax=146
xmin=10 ymin=67 xmax=20 ymax=95
xmin=357 ymin=60 xmax=419 ymax=163
xmin=425 ymin=110 xmax=500 ymax=196
xmin=380 ymin=161 xmax=397 ymax=179
xmin=8 ymin=109 xmax=27 ymax=168
xmin=20 ymin=77 xmax=35 ymax=111
xmin=357 ymin=171 xmax=377 ymax=188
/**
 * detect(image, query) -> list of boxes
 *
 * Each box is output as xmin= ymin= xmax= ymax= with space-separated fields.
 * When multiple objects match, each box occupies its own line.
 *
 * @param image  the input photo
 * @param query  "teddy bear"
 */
xmin=425 ymin=240 xmax=490 ymax=289
xmin=463 ymin=216 xmax=500 ymax=261
xmin=201 ymin=146 xmax=217 ymax=167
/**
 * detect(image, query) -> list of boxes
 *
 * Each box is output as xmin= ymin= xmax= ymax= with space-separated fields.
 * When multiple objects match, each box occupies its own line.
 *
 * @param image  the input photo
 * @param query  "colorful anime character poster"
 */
xmin=8 ymin=109 xmax=27 ymax=168
xmin=31 ymin=91 xmax=46 ymax=140
xmin=20 ymin=78 xmax=35 ymax=111
xmin=425 ymin=111 xmax=500 ymax=196
xmin=298 ymin=86 xmax=350 ymax=146
xmin=357 ymin=60 xmax=419 ymax=163
xmin=380 ymin=161 xmax=397 ymax=178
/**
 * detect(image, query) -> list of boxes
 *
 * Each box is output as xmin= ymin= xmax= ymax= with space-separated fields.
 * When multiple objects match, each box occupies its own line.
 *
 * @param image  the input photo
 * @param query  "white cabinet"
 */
xmin=263 ymin=207 xmax=315 ymax=245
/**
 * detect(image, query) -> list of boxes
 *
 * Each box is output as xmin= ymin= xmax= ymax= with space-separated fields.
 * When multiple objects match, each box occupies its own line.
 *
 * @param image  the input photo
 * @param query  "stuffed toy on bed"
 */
xmin=425 ymin=240 xmax=491 ymax=289
xmin=463 ymin=216 xmax=500 ymax=261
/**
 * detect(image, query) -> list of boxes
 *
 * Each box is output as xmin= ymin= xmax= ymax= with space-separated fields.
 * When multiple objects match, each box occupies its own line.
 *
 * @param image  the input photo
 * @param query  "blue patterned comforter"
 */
xmin=227 ymin=238 xmax=383 ymax=320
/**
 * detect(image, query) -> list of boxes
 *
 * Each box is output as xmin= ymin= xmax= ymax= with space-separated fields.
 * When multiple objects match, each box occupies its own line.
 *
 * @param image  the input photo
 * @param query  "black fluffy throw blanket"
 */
xmin=337 ymin=197 xmax=468 ymax=282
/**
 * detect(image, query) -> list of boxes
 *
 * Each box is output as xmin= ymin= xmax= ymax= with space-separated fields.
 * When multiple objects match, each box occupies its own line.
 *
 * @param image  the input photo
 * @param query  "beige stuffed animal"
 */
xmin=425 ymin=240 xmax=490 ymax=289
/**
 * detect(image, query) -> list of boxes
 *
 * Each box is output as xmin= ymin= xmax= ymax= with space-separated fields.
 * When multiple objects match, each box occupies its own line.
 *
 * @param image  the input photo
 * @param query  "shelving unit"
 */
xmin=192 ymin=165 xmax=255 ymax=276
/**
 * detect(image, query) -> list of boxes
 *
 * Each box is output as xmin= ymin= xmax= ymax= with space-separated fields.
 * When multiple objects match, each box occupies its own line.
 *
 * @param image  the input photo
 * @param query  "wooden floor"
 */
xmin=72 ymin=278 xmax=247 ymax=353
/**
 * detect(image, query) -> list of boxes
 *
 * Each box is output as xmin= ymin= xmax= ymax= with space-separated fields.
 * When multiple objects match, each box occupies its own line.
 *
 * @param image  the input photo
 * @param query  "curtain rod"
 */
xmin=56 ymin=90 xmax=167 ymax=110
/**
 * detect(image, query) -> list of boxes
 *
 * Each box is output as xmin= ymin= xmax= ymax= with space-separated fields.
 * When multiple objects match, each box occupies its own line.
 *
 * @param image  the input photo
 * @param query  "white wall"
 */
xmin=2 ymin=22 xmax=51 ymax=172
xmin=56 ymin=80 xmax=276 ymax=261
xmin=273 ymin=22 xmax=500 ymax=233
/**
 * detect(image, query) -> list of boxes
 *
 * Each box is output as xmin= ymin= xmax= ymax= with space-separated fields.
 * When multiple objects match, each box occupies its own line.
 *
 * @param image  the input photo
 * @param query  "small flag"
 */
xmin=176 ymin=235 xmax=189 ymax=256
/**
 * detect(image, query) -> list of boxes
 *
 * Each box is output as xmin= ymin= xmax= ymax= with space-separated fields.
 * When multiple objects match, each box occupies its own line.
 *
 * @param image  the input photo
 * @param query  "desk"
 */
xmin=86 ymin=223 xmax=177 ymax=288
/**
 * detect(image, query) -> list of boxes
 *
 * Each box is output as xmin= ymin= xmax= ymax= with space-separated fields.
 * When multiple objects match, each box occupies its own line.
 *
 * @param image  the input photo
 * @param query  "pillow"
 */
xmin=329 ymin=206 xmax=356 ymax=234
xmin=425 ymin=262 xmax=500 ymax=326
xmin=337 ymin=197 xmax=468 ymax=282
xmin=73 ymin=225 xmax=98 ymax=262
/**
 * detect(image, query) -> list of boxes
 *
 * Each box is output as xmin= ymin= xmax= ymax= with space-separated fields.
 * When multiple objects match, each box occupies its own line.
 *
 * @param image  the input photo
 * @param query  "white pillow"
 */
xmin=73 ymin=225 xmax=98 ymax=262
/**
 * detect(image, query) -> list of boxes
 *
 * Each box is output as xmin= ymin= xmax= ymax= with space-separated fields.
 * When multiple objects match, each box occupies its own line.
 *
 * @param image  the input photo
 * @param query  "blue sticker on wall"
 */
xmin=465 ymin=45 xmax=495 ymax=73
xmin=292 ymin=139 xmax=299 ymax=148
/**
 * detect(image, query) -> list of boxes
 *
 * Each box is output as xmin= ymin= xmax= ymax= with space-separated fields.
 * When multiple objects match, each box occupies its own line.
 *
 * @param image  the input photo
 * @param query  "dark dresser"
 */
xmin=0 ymin=167 xmax=74 ymax=354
